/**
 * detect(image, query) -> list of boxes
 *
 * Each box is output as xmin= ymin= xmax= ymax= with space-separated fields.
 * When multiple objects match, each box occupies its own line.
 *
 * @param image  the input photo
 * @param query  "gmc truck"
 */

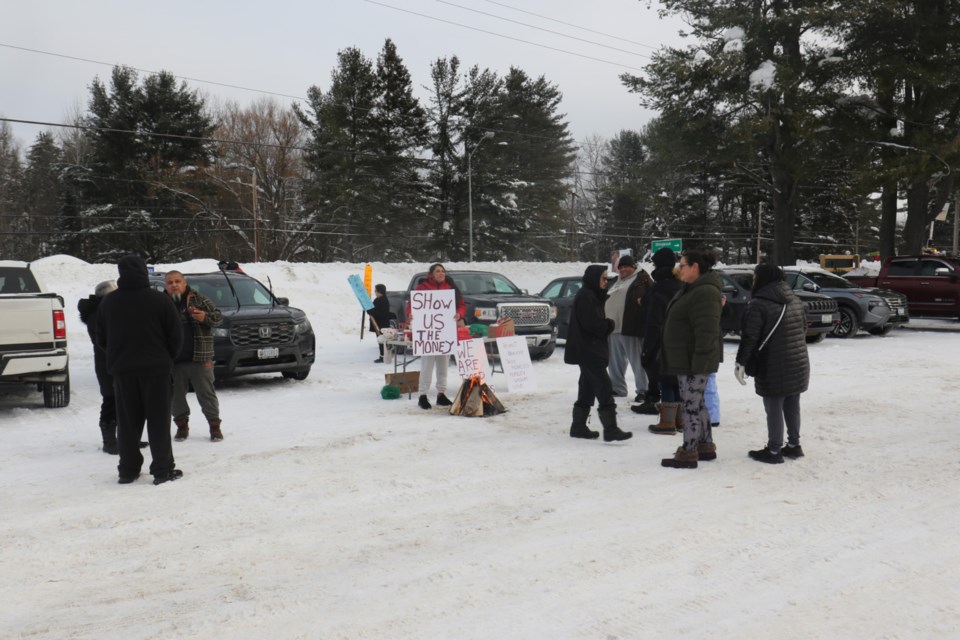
xmin=845 ymin=255 xmax=960 ymax=319
xmin=0 ymin=262 xmax=70 ymax=407
xmin=387 ymin=270 xmax=558 ymax=360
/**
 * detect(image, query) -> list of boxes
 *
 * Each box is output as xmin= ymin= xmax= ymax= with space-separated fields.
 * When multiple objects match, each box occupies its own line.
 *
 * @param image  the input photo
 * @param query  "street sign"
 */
xmin=651 ymin=238 xmax=682 ymax=253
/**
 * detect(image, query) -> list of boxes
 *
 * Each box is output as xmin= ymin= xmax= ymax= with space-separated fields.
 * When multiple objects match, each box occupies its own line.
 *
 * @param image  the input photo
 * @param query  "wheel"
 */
xmin=282 ymin=368 xmax=310 ymax=381
xmin=805 ymin=332 xmax=826 ymax=344
xmin=831 ymin=306 xmax=860 ymax=338
xmin=869 ymin=324 xmax=894 ymax=336
xmin=43 ymin=371 xmax=70 ymax=408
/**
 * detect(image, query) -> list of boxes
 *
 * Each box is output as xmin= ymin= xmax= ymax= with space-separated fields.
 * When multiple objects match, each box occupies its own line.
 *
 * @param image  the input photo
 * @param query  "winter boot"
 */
xmin=100 ymin=420 xmax=119 ymax=455
xmin=208 ymin=418 xmax=224 ymax=442
xmin=648 ymin=402 xmax=679 ymax=435
xmin=748 ymin=446 xmax=784 ymax=464
xmin=569 ymin=405 xmax=599 ymax=440
xmin=435 ymin=393 xmax=453 ymax=407
xmin=631 ymin=391 xmax=659 ymax=415
xmin=174 ymin=417 xmax=189 ymax=442
xmin=697 ymin=441 xmax=717 ymax=461
xmin=418 ymin=395 xmax=432 ymax=410
xmin=598 ymin=406 xmax=632 ymax=442
xmin=661 ymin=446 xmax=699 ymax=469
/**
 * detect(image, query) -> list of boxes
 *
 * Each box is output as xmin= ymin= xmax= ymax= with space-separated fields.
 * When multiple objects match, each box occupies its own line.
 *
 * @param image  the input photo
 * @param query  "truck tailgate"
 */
xmin=1 ymin=297 xmax=56 ymax=345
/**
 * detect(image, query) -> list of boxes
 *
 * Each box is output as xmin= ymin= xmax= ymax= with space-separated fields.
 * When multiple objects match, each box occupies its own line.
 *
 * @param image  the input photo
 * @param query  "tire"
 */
xmin=805 ymin=332 xmax=826 ymax=344
xmin=531 ymin=343 xmax=556 ymax=361
xmin=869 ymin=324 xmax=894 ymax=336
xmin=831 ymin=306 xmax=860 ymax=338
xmin=282 ymin=368 xmax=310 ymax=381
xmin=43 ymin=371 xmax=70 ymax=408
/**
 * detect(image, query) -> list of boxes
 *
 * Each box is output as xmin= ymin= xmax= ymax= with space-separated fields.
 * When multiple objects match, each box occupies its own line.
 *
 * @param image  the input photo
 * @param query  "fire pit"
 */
xmin=449 ymin=375 xmax=506 ymax=417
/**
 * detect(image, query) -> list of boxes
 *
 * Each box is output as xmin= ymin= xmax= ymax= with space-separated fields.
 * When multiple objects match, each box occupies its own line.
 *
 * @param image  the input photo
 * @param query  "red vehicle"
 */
xmin=845 ymin=255 xmax=960 ymax=318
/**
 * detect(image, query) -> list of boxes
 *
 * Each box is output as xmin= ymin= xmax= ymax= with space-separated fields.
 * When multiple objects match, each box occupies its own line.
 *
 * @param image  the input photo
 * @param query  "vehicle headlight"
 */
xmin=474 ymin=307 xmax=498 ymax=321
xmin=550 ymin=305 xmax=558 ymax=320
xmin=295 ymin=318 xmax=312 ymax=335
xmin=211 ymin=327 xmax=229 ymax=338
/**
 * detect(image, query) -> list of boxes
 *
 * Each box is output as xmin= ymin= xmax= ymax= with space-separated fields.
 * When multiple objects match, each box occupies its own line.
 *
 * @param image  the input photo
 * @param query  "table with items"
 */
xmin=384 ymin=336 xmax=504 ymax=398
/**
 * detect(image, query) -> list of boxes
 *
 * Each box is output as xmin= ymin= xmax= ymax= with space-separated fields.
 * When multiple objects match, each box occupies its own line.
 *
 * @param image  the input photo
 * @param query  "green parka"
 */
xmin=660 ymin=270 xmax=723 ymax=376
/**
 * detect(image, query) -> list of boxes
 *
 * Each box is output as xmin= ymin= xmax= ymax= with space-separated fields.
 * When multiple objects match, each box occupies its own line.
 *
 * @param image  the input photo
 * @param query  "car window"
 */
xmin=919 ymin=259 xmax=949 ymax=276
xmin=785 ymin=273 xmax=799 ymax=288
xmin=564 ymin=281 xmax=582 ymax=297
xmin=808 ymin=271 xmax=856 ymax=288
xmin=729 ymin=272 xmax=754 ymax=290
xmin=887 ymin=259 xmax=918 ymax=276
xmin=541 ymin=281 xmax=563 ymax=298
xmin=0 ymin=268 xmax=40 ymax=294
xmin=191 ymin=277 xmax=274 ymax=306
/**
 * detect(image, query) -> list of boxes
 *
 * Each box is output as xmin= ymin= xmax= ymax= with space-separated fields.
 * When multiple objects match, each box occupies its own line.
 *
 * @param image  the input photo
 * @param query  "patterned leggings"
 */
xmin=678 ymin=374 xmax=713 ymax=453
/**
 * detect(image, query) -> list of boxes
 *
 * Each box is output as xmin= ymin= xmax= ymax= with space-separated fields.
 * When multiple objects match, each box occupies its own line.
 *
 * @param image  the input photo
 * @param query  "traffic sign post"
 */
xmin=651 ymin=239 xmax=682 ymax=253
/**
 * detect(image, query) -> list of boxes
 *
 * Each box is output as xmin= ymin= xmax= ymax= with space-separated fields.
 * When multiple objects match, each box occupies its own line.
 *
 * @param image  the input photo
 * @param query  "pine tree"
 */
xmin=20 ymin=132 xmax=62 ymax=257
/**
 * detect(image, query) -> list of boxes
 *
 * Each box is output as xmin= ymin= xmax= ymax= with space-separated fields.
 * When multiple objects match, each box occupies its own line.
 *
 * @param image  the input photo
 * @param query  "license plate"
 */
xmin=821 ymin=314 xmax=833 ymax=323
xmin=257 ymin=347 xmax=279 ymax=359
xmin=526 ymin=337 xmax=536 ymax=346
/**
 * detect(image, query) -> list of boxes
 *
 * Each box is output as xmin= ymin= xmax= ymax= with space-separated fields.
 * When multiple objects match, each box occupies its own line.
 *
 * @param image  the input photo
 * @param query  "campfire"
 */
xmin=449 ymin=375 xmax=506 ymax=417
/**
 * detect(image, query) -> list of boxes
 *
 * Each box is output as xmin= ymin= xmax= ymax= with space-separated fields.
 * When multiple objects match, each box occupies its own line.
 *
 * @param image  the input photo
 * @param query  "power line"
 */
xmin=363 ymin=0 xmax=647 ymax=72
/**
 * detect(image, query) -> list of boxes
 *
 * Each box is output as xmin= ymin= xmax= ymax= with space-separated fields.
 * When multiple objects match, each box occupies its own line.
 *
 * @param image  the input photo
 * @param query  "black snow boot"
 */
xmin=631 ymin=390 xmax=660 ymax=415
xmin=100 ymin=420 xmax=118 ymax=455
xmin=569 ymin=405 xmax=599 ymax=440
xmin=418 ymin=394 xmax=432 ymax=410
xmin=598 ymin=406 xmax=632 ymax=442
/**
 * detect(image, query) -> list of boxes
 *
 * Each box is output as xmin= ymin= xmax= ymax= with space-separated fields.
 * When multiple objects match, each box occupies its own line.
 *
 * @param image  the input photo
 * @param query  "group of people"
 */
xmin=565 ymin=247 xmax=809 ymax=468
xmin=77 ymin=255 xmax=225 ymax=485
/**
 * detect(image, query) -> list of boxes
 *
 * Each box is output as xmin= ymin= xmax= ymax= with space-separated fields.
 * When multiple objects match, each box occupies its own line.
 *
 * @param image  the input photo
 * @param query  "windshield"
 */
xmin=805 ymin=271 xmax=857 ymax=289
xmin=190 ymin=276 xmax=275 ymax=307
xmin=447 ymin=273 xmax=522 ymax=295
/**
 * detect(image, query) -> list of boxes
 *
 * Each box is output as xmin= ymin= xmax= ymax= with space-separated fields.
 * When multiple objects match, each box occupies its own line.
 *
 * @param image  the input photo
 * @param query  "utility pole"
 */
xmin=756 ymin=201 xmax=763 ymax=262
xmin=467 ymin=131 xmax=495 ymax=262
xmin=251 ymin=167 xmax=259 ymax=262
xmin=569 ymin=191 xmax=578 ymax=260
xmin=954 ymin=191 xmax=959 ymax=255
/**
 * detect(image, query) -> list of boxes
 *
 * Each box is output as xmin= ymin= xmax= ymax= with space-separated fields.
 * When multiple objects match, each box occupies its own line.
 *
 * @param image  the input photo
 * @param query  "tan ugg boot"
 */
xmin=648 ymin=402 xmax=679 ymax=435
xmin=697 ymin=441 xmax=717 ymax=461
xmin=208 ymin=418 xmax=223 ymax=442
xmin=174 ymin=417 xmax=189 ymax=442
xmin=661 ymin=446 xmax=699 ymax=469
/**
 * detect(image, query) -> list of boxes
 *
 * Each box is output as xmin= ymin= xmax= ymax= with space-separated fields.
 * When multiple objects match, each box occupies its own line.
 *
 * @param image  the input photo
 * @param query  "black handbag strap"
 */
xmin=758 ymin=303 xmax=787 ymax=352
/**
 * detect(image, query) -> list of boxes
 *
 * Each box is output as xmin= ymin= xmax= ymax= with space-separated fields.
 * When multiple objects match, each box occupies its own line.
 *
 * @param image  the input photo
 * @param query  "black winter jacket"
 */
xmin=621 ymin=269 xmax=653 ymax=338
xmin=640 ymin=266 xmax=682 ymax=365
xmin=735 ymin=281 xmax=810 ymax=397
xmin=77 ymin=295 xmax=112 ymax=397
xmin=564 ymin=265 xmax=615 ymax=366
xmin=96 ymin=255 xmax=183 ymax=375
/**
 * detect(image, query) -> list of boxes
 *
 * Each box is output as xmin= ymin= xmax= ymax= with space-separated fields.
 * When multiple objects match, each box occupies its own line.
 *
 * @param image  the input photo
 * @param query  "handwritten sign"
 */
xmin=410 ymin=289 xmax=457 ymax=356
xmin=347 ymin=274 xmax=374 ymax=311
xmin=496 ymin=335 xmax=537 ymax=392
xmin=455 ymin=338 xmax=492 ymax=381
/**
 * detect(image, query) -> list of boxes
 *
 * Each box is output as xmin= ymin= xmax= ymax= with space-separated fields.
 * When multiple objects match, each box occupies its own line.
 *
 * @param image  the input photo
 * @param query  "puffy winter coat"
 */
xmin=620 ymin=269 xmax=653 ymax=338
xmin=564 ymin=265 xmax=615 ymax=366
xmin=660 ymin=270 xmax=723 ymax=376
xmin=640 ymin=267 xmax=681 ymax=364
xmin=736 ymin=280 xmax=810 ymax=397
xmin=77 ymin=295 xmax=112 ymax=398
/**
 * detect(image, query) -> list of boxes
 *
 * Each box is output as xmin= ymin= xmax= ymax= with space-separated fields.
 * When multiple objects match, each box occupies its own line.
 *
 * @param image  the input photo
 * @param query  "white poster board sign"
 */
xmin=455 ymin=338 xmax=492 ymax=381
xmin=410 ymin=289 xmax=457 ymax=356
xmin=496 ymin=335 xmax=537 ymax=392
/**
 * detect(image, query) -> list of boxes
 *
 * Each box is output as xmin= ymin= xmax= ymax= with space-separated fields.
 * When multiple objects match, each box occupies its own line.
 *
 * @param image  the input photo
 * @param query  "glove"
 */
xmin=735 ymin=363 xmax=748 ymax=386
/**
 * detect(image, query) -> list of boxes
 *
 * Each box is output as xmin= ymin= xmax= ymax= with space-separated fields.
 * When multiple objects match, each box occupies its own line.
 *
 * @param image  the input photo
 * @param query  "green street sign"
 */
xmin=651 ymin=239 xmax=682 ymax=253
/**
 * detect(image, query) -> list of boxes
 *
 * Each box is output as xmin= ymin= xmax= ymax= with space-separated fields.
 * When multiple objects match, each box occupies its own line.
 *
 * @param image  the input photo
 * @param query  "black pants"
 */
xmin=114 ymin=370 xmax=176 ymax=479
xmin=98 ymin=393 xmax=116 ymax=426
xmin=575 ymin=362 xmax=615 ymax=411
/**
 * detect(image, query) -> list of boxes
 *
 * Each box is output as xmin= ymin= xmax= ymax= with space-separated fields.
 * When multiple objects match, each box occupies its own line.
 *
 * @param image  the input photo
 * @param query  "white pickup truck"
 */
xmin=0 ymin=261 xmax=70 ymax=407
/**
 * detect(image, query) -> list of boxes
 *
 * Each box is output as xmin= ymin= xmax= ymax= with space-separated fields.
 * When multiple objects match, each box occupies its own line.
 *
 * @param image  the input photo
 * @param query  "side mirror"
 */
xmin=277 ymin=297 xmax=289 ymax=306
xmin=721 ymin=284 xmax=737 ymax=296
xmin=802 ymin=282 xmax=819 ymax=292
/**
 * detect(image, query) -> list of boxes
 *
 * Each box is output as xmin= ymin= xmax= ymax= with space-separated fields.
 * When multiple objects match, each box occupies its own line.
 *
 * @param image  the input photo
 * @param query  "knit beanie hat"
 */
xmin=652 ymin=247 xmax=676 ymax=269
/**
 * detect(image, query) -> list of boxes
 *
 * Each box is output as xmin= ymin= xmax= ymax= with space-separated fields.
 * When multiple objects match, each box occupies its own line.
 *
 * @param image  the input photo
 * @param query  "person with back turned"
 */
xmin=97 ymin=255 xmax=184 ymax=485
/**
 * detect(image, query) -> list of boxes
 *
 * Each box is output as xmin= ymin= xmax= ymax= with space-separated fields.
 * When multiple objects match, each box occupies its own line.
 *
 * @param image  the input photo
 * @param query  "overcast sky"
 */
xmin=1 ymin=0 xmax=689 ymax=151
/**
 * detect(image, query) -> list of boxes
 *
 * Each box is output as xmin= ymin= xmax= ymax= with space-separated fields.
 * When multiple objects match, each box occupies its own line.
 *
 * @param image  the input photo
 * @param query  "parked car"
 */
xmin=538 ymin=276 xmax=584 ymax=341
xmin=150 ymin=268 xmax=315 ymax=380
xmin=387 ymin=270 xmax=558 ymax=360
xmin=718 ymin=268 xmax=840 ymax=343
xmin=0 ymin=261 xmax=70 ymax=407
xmin=783 ymin=266 xmax=909 ymax=337
xmin=845 ymin=254 xmax=960 ymax=319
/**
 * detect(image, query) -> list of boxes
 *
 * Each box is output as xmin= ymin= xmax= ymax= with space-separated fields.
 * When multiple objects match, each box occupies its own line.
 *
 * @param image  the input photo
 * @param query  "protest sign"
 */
xmin=496 ymin=335 xmax=537 ymax=392
xmin=410 ymin=289 xmax=457 ymax=356
xmin=455 ymin=338 xmax=492 ymax=381
xmin=347 ymin=274 xmax=374 ymax=311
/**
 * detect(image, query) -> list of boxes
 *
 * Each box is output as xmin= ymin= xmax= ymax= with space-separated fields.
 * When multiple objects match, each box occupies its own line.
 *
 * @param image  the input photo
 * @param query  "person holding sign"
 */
xmin=407 ymin=263 xmax=466 ymax=410
xmin=368 ymin=284 xmax=392 ymax=363
xmin=563 ymin=265 xmax=633 ymax=442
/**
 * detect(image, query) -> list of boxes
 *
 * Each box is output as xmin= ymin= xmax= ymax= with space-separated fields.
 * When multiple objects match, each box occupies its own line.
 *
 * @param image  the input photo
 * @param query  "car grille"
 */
xmin=231 ymin=321 xmax=295 ymax=346
xmin=804 ymin=298 xmax=838 ymax=314
xmin=882 ymin=294 xmax=906 ymax=312
xmin=498 ymin=303 xmax=551 ymax=327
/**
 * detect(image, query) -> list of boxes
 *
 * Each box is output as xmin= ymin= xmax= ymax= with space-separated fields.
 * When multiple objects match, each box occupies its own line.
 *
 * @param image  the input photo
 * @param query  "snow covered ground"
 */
xmin=2 ymin=256 xmax=959 ymax=639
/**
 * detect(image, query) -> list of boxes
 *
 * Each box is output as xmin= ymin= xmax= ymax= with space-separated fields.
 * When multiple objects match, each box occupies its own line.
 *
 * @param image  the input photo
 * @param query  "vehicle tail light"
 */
xmin=53 ymin=310 xmax=67 ymax=339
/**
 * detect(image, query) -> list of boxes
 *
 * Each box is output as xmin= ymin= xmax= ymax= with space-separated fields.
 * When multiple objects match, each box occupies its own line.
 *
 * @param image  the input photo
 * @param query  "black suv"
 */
xmin=718 ymin=268 xmax=840 ymax=343
xmin=150 ymin=270 xmax=315 ymax=380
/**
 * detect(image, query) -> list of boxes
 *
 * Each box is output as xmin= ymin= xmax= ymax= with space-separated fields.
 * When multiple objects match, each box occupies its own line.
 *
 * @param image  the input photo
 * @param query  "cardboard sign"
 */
xmin=410 ymin=289 xmax=457 ymax=356
xmin=496 ymin=335 xmax=537 ymax=393
xmin=347 ymin=274 xmax=374 ymax=311
xmin=455 ymin=338 xmax=492 ymax=381
xmin=385 ymin=371 xmax=419 ymax=394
